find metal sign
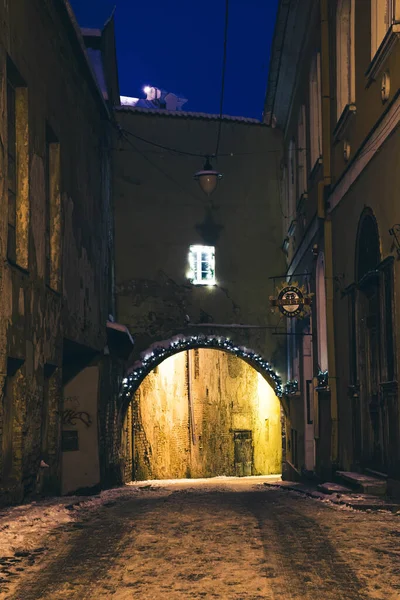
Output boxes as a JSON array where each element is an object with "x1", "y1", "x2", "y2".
[{"x1": 270, "y1": 282, "x2": 313, "y2": 319}]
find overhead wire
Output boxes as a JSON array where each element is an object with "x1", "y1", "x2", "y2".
[
  {"x1": 115, "y1": 129, "x2": 282, "y2": 157},
  {"x1": 214, "y1": 0, "x2": 230, "y2": 159},
  {"x1": 118, "y1": 129, "x2": 206, "y2": 204}
]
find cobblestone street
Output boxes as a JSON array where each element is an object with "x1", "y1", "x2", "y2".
[{"x1": 1, "y1": 477, "x2": 400, "y2": 599}]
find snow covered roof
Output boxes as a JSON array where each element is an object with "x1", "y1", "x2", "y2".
[{"x1": 116, "y1": 105, "x2": 264, "y2": 125}]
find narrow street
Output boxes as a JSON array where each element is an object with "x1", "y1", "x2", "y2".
[{"x1": 1, "y1": 477, "x2": 399, "y2": 600}]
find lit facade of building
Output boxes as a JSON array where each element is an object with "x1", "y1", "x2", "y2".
[{"x1": 267, "y1": 0, "x2": 400, "y2": 493}]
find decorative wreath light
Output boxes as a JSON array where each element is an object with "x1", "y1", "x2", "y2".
[{"x1": 120, "y1": 335, "x2": 283, "y2": 400}]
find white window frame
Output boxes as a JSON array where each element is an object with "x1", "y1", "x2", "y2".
[
  {"x1": 336, "y1": 0, "x2": 355, "y2": 120},
  {"x1": 188, "y1": 245, "x2": 216, "y2": 286},
  {"x1": 309, "y1": 53, "x2": 322, "y2": 172},
  {"x1": 371, "y1": 0, "x2": 393, "y2": 58}
]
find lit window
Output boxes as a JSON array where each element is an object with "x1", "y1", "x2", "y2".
[
  {"x1": 371, "y1": 0, "x2": 393, "y2": 58},
  {"x1": 188, "y1": 245, "x2": 215, "y2": 285},
  {"x1": 336, "y1": 0, "x2": 355, "y2": 119}
]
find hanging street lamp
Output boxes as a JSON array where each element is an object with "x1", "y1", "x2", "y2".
[{"x1": 194, "y1": 156, "x2": 223, "y2": 196}]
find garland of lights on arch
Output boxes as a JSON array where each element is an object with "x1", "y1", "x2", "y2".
[{"x1": 120, "y1": 335, "x2": 283, "y2": 399}]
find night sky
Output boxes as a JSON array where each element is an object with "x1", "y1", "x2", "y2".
[{"x1": 69, "y1": 0, "x2": 279, "y2": 120}]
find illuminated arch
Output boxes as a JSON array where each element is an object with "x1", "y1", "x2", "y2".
[{"x1": 120, "y1": 334, "x2": 283, "y2": 408}]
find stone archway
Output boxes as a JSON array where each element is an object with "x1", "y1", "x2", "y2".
[{"x1": 118, "y1": 334, "x2": 284, "y2": 483}]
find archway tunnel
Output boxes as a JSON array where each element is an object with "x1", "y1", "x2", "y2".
[{"x1": 121, "y1": 348, "x2": 283, "y2": 482}]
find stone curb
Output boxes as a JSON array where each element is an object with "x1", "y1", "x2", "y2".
[{"x1": 264, "y1": 482, "x2": 400, "y2": 513}]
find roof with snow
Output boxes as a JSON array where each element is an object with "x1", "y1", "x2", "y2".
[{"x1": 116, "y1": 105, "x2": 265, "y2": 125}]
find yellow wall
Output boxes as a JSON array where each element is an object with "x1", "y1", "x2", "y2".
[{"x1": 128, "y1": 349, "x2": 282, "y2": 480}]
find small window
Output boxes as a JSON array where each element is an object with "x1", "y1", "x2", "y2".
[
  {"x1": 309, "y1": 53, "x2": 322, "y2": 171},
  {"x1": 7, "y1": 78, "x2": 17, "y2": 263},
  {"x1": 336, "y1": 0, "x2": 355, "y2": 119},
  {"x1": 188, "y1": 245, "x2": 215, "y2": 285},
  {"x1": 45, "y1": 124, "x2": 61, "y2": 290},
  {"x1": 371, "y1": 0, "x2": 392, "y2": 58},
  {"x1": 62, "y1": 430, "x2": 79, "y2": 452},
  {"x1": 6, "y1": 58, "x2": 28, "y2": 269}
]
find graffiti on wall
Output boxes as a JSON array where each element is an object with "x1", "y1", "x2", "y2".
[{"x1": 62, "y1": 396, "x2": 92, "y2": 428}]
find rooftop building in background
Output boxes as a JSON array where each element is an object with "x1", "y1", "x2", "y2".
[{"x1": 121, "y1": 85, "x2": 188, "y2": 111}]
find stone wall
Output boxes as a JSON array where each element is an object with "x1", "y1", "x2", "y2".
[{"x1": 0, "y1": 0, "x2": 114, "y2": 504}]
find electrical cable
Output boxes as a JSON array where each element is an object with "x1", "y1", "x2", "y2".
[
  {"x1": 215, "y1": 0, "x2": 230, "y2": 159},
  {"x1": 118, "y1": 130, "x2": 205, "y2": 204},
  {"x1": 121, "y1": 128, "x2": 206, "y2": 158},
  {"x1": 115, "y1": 131, "x2": 282, "y2": 157}
]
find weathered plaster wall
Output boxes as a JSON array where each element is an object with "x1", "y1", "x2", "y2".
[
  {"x1": 113, "y1": 110, "x2": 286, "y2": 375},
  {"x1": 128, "y1": 349, "x2": 281, "y2": 480},
  {"x1": 62, "y1": 366, "x2": 100, "y2": 494}
]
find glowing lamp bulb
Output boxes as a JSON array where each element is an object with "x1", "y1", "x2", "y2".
[
  {"x1": 143, "y1": 85, "x2": 151, "y2": 95},
  {"x1": 194, "y1": 157, "x2": 223, "y2": 196}
]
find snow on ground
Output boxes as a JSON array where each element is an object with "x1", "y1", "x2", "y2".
[
  {"x1": 3, "y1": 476, "x2": 400, "y2": 600},
  {"x1": 0, "y1": 476, "x2": 280, "y2": 559}
]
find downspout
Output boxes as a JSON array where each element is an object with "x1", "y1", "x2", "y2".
[
  {"x1": 319, "y1": 0, "x2": 338, "y2": 467},
  {"x1": 187, "y1": 351, "x2": 196, "y2": 446}
]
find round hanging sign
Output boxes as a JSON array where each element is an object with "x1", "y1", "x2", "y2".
[
  {"x1": 270, "y1": 282, "x2": 313, "y2": 319},
  {"x1": 277, "y1": 286, "x2": 305, "y2": 316}
]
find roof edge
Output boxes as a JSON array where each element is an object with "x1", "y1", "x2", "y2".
[
  {"x1": 61, "y1": 0, "x2": 110, "y2": 119},
  {"x1": 115, "y1": 105, "x2": 266, "y2": 125},
  {"x1": 263, "y1": 0, "x2": 292, "y2": 126}
]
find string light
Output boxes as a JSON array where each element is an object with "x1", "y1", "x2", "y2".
[{"x1": 119, "y1": 335, "x2": 283, "y2": 401}]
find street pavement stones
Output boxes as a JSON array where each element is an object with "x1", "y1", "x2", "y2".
[{"x1": 0, "y1": 477, "x2": 399, "y2": 599}]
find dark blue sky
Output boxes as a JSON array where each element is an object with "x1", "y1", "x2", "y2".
[{"x1": 70, "y1": 0, "x2": 279, "y2": 119}]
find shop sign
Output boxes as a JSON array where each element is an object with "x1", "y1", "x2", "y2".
[{"x1": 270, "y1": 282, "x2": 313, "y2": 318}]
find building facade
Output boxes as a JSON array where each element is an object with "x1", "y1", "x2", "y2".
[
  {"x1": 267, "y1": 0, "x2": 400, "y2": 492},
  {"x1": 0, "y1": 0, "x2": 124, "y2": 504}
]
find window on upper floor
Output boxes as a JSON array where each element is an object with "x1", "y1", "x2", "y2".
[
  {"x1": 7, "y1": 77, "x2": 17, "y2": 264},
  {"x1": 7, "y1": 57, "x2": 29, "y2": 269},
  {"x1": 309, "y1": 53, "x2": 322, "y2": 172},
  {"x1": 297, "y1": 106, "x2": 307, "y2": 197},
  {"x1": 371, "y1": 0, "x2": 393, "y2": 57},
  {"x1": 287, "y1": 138, "x2": 297, "y2": 223},
  {"x1": 45, "y1": 124, "x2": 61, "y2": 291},
  {"x1": 336, "y1": 0, "x2": 355, "y2": 119},
  {"x1": 188, "y1": 245, "x2": 215, "y2": 286}
]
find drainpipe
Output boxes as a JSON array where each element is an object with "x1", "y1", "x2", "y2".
[
  {"x1": 320, "y1": 0, "x2": 338, "y2": 467},
  {"x1": 187, "y1": 351, "x2": 196, "y2": 445}
]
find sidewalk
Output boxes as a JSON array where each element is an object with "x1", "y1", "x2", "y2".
[{"x1": 264, "y1": 480, "x2": 400, "y2": 513}]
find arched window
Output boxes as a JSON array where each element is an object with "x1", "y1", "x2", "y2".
[
  {"x1": 316, "y1": 252, "x2": 328, "y2": 372},
  {"x1": 356, "y1": 212, "x2": 380, "y2": 282},
  {"x1": 336, "y1": 0, "x2": 355, "y2": 119},
  {"x1": 371, "y1": 0, "x2": 393, "y2": 58},
  {"x1": 309, "y1": 53, "x2": 322, "y2": 171}
]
